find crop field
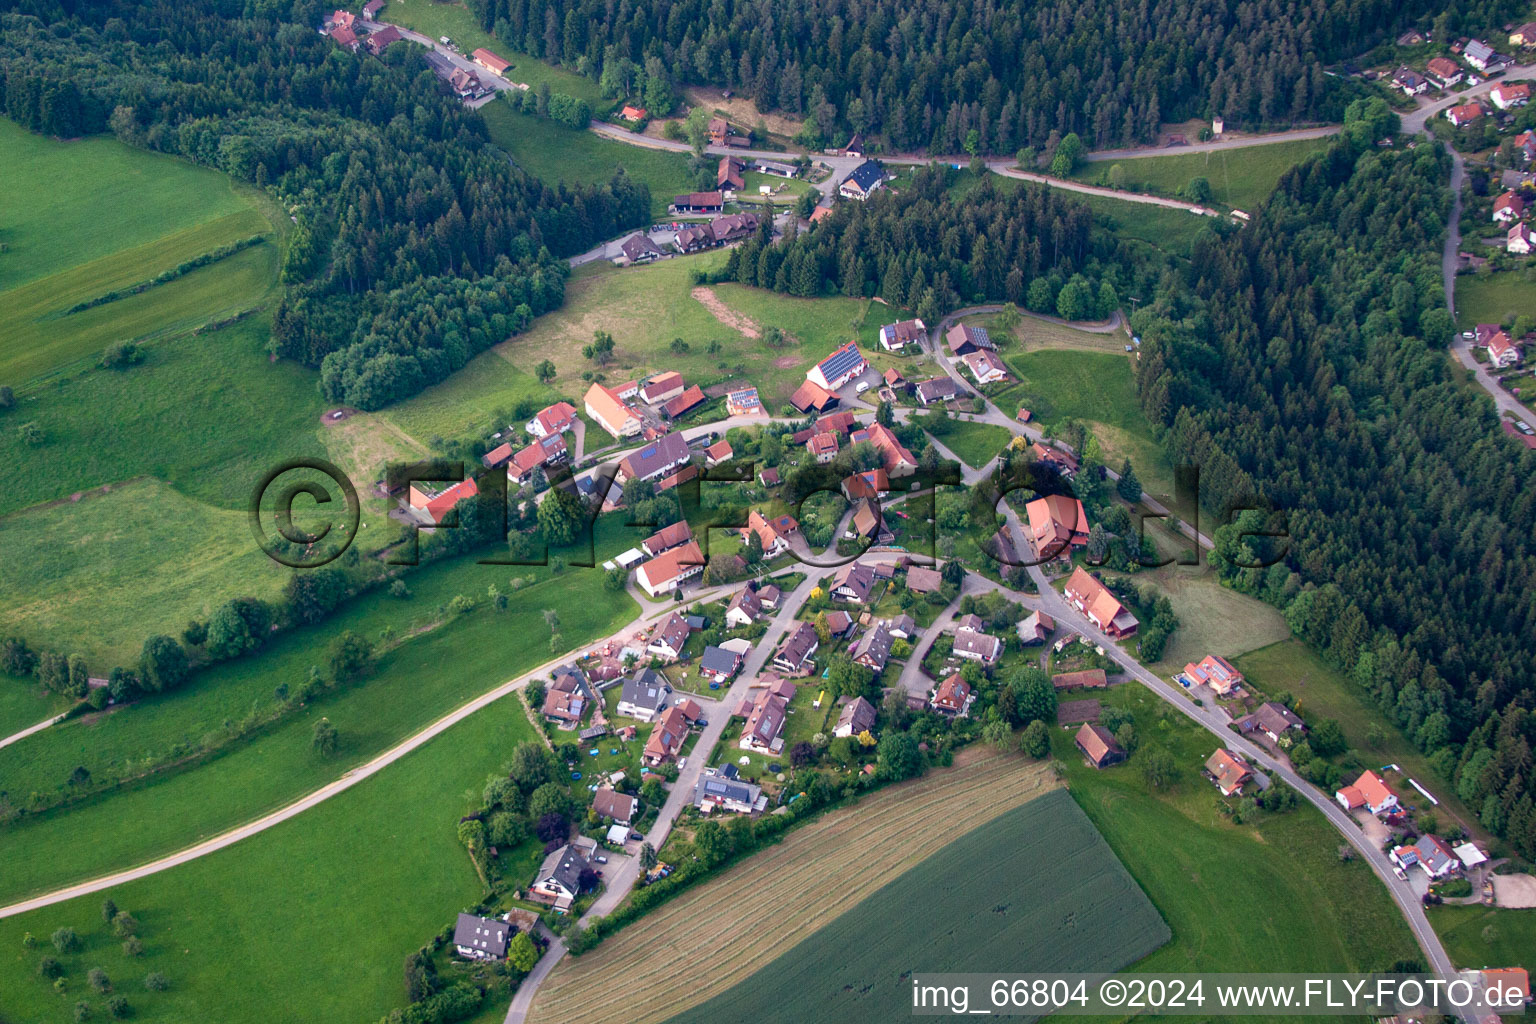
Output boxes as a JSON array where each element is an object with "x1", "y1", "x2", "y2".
[
  {"x1": 666, "y1": 789, "x2": 1167, "y2": 1024},
  {"x1": 482, "y1": 103, "x2": 692, "y2": 218},
  {"x1": 1235, "y1": 640, "x2": 1486, "y2": 839},
  {"x1": 1055, "y1": 684, "x2": 1421, "y2": 995},
  {"x1": 1453, "y1": 269, "x2": 1536, "y2": 329},
  {"x1": 1070, "y1": 137, "x2": 1334, "y2": 211},
  {"x1": 0, "y1": 687, "x2": 541, "y2": 1024},
  {"x1": 0, "y1": 121, "x2": 279, "y2": 384},
  {"x1": 0, "y1": 539, "x2": 640, "y2": 904},
  {"x1": 525, "y1": 750, "x2": 1061, "y2": 1024}
]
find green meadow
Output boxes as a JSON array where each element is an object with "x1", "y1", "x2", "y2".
[{"x1": 1070, "y1": 137, "x2": 1334, "y2": 211}]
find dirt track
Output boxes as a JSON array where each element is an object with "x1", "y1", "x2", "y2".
[{"x1": 691, "y1": 285, "x2": 761, "y2": 339}]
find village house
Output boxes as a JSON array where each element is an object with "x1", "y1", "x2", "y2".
[
  {"x1": 1336, "y1": 769, "x2": 1400, "y2": 815},
  {"x1": 1052, "y1": 668, "x2": 1108, "y2": 690},
  {"x1": 620, "y1": 103, "x2": 648, "y2": 121},
  {"x1": 885, "y1": 613, "x2": 918, "y2": 639},
  {"x1": 953, "y1": 621, "x2": 1002, "y2": 664},
  {"x1": 945, "y1": 324, "x2": 995, "y2": 356},
  {"x1": 444, "y1": 66, "x2": 488, "y2": 98},
  {"x1": 1026, "y1": 494, "x2": 1090, "y2": 555},
  {"x1": 851, "y1": 620, "x2": 895, "y2": 671},
  {"x1": 617, "y1": 432, "x2": 692, "y2": 484},
  {"x1": 1237, "y1": 701, "x2": 1306, "y2": 743},
  {"x1": 530, "y1": 836, "x2": 596, "y2": 912},
  {"x1": 866, "y1": 422, "x2": 918, "y2": 476},
  {"x1": 726, "y1": 387, "x2": 762, "y2": 416},
  {"x1": 1513, "y1": 22, "x2": 1536, "y2": 46},
  {"x1": 592, "y1": 787, "x2": 637, "y2": 825},
  {"x1": 822, "y1": 610, "x2": 854, "y2": 638},
  {"x1": 1427, "y1": 56, "x2": 1464, "y2": 87},
  {"x1": 739, "y1": 688, "x2": 788, "y2": 752},
  {"x1": 471, "y1": 47, "x2": 511, "y2": 75},
  {"x1": 1489, "y1": 328, "x2": 1523, "y2": 365},
  {"x1": 364, "y1": 24, "x2": 402, "y2": 54},
  {"x1": 1392, "y1": 834, "x2": 1461, "y2": 878},
  {"x1": 1494, "y1": 82, "x2": 1533, "y2": 110},
  {"x1": 1017, "y1": 609, "x2": 1055, "y2": 644},
  {"x1": 707, "y1": 116, "x2": 729, "y2": 145},
  {"x1": 807, "y1": 430, "x2": 840, "y2": 462},
  {"x1": 757, "y1": 583, "x2": 783, "y2": 609},
  {"x1": 618, "y1": 233, "x2": 664, "y2": 264},
  {"x1": 832, "y1": 563, "x2": 877, "y2": 603},
  {"x1": 1205, "y1": 748, "x2": 1253, "y2": 796},
  {"x1": 326, "y1": 9, "x2": 358, "y2": 48},
  {"x1": 815, "y1": 410, "x2": 859, "y2": 435},
  {"x1": 915, "y1": 376, "x2": 965, "y2": 406},
  {"x1": 1182, "y1": 653, "x2": 1244, "y2": 695},
  {"x1": 849, "y1": 498, "x2": 890, "y2": 543},
  {"x1": 453, "y1": 914, "x2": 509, "y2": 960},
  {"x1": 1517, "y1": 130, "x2": 1536, "y2": 164},
  {"x1": 883, "y1": 366, "x2": 909, "y2": 394},
  {"x1": 718, "y1": 155, "x2": 745, "y2": 191},
  {"x1": 807, "y1": 341, "x2": 869, "y2": 391},
  {"x1": 644, "y1": 705, "x2": 692, "y2": 764},
  {"x1": 541, "y1": 669, "x2": 591, "y2": 726},
  {"x1": 1075, "y1": 723, "x2": 1125, "y2": 768},
  {"x1": 879, "y1": 318, "x2": 927, "y2": 351},
  {"x1": 408, "y1": 476, "x2": 478, "y2": 526},
  {"x1": 834, "y1": 695, "x2": 877, "y2": 738},
  {"x1": 646, "y1": 611, "x2": 691, "y2": 660},
  {"x1": 725, "y1": 585, "x2": 763, "y2": 628},
  {"x1": 930, "y1": 672, "x2": 974, "y2": 715},
  {"x1": 643, "y1": 521, "x2": 693, "y2": 557},
  {"x1": 905, "y1": 566, "x2": 943, "y2": 594},
  {"x1": 700, "y1": 643, "x2": 746, "y2": 683},
  {"x1": 617, "y1": 668, "x2": 671, "y2": 721},
  {"x1": 1392, "y1": 68, "x2": 1429, "y2": 96},
  {"x1": 1064, "y1": 567, "x2": 1140, "y2": 638},
  {"x1": 636, "y1": 540, "x2": 705, "y2": 597},
  {"x1": 742, "y1": 509, "x2": 800, "y2": 557},
  {"x1": 1464, "y1": 40, "x2": 1509, "y2": 72},
  {"x1": 1031, "y1": 441, "x2": 1080, "y2": 477},
  {"x1": 839, "y1": 159, "x2": 885, "y2": 200},
  {"x1": 694, "y1": 769, "x2": 764, "y2": 814},
  {"x1": 757, "y1": 158, "x2": 796, "y2": 177},
  {"x1": 1479, "y1": 968, "x2": 1531, "y2": 1003},
  {"x1": 704, "y1": 439, "x2": 733, "y2": 466},
  {"x1": 789, "y1": 379, "x2": 839, "y2": 412},
  {"x1": 1448, "y1": 102, "x2": 1486, "y2": 127},
  {"x1": 772, "y1": 621, "x2": 820, "y2": 673},
  {"x1": 960, "y1": 348, "x2": 1009, "y2": 384},
  {"x1": 584, "y1": 383, "x2": 641, "y2": 439},
  {"x1": 526, "y1": 401, "x2": 577, "y2": 439},
  {"x1": 505, "y1": 433, "x2": 568, "y2": 485},
  {"x1": 639, "y1": 372, "x2": 686, "y2": 406},
  {"x1": 671, "y1": 191, "x2": 724, "y2": 214}
]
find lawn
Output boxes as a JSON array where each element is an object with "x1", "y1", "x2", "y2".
[
  {"x1": 993, "y1": 347, "x2": 1175, "y2": 503},
  {"x1": 0, "y1": 543, "x2": 639, "y2": 904},
  {"x1": 481, "y1": 101, "x2": 691, "y2": 217},
  {"x1": 1100, "y1": 564, "x2": 1290, "y2": 677},
  {"x1": 376, "y1": 0, "x2": 604, "y2": 107},
  {"x1": 0, "y1": 686, "x2": 540, "y2": 1024},
  {"x1": 666, "y1": 789, "x2": 1167, "y2": 1023},
  {"x1": 1453, "y1": 268, "x2": 1536, "y2": 329},
  {"x1": 922, "y1": 416, "x2": 1014, "y2": 469},
  {"x1": 1071, "y1": 138, "x2": 1334, "y2": 211},
  {"x1": 1235, "y1": 640, "x2": 1487, "y2": 840},
  {"x1": 1428, "y1": 904, "x2": 1536, "y2": 969},
  {"x1": 1054, "y1": 684, "x2": 1421, "y2": 990}
]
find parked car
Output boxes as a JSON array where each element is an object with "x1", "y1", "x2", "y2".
[
  {"x1": 855, "y1": 380, "x2": 871, "y2": 394},
  {"x1": 630, "y1": 832, "x2": 643, "y2": 841},
  {"x1": 594, "y1": 854, "x2": 608, "y2": 864}
]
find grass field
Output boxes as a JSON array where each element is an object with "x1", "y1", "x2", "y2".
[
  {"x1": 0, "y1": 121, "x2": 279, "y2": 385},
  {"x1": 1076, "y1": 192, "x2": 1215, "y2": 258},
  {"x1": 1453, "y1": 269, "x2": 1536, "y2": 329},
  {"x1": 0, "y1": 677, "x2": 69, "y2": 740},
  {"x1": 923, "y1": 416, "x2": 1015, "y2": 468},
  {"x1": 526, "y1": 750, "x2": 1060, "y2": 1024},
  {"x1": 375, "y1": 0, "x2": 604, "y2": 107},
  {"x1": 1055, "y1": 684, "x2": 1421, "y2": 989},
  {"x1": 1235, "y1": 640, "x2": 1487, "y2": 840},
  {"x1": 666, "y1": 789, "x2": 1167, "y2": 1023},
  {"x1": 1102, "y1": 564, "x2": 1291, "y2": 676},
  {"x1": 0, "y1": 686, "x2": 539, "y2": 1024},
  {"x1": 1428, "y1": 904, "x2": 1536, "y2": 969},
  {"x1": 481, "y1": 102, "x2": 693, "y2": 218},
  {"x1": 0, "y1": 542, "x2": 640, "y2": 904},
  {"x1": 1071, "y1": 138, "x2": 1334, "y2": 211},
  {"x1": 993, "y1": 347, "x2": 1174, "y2": 502}
]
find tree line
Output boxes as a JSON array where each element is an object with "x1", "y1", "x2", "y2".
[
  {"x1": 466, "y1": 0, "x2": 1519, "y2": 152},
  {"x1": 1134, "y1": 117, "x2": 1536, "y2": 858},
  {"x1": 0, "y1": 0, "x2": 650, "y2": 408}
]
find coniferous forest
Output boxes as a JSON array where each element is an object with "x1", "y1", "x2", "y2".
[
  {"x1": 469, "y1": 0, "x2": 1523, "y2": 151},
  {"x1": 0, "y1": 0, "x2": 651, "y2": 409},
  {"x1": 1134, "y1": 123, "x2": 1536, "y2": 858}
]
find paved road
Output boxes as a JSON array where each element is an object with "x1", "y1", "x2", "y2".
[{"x1": 1083, "y1": 126, "x2": 1342, "y2": 162}]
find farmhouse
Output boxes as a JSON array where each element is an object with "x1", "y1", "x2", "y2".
[
  {"x1": 1063, "y1": 568, "x2": 1139, "y2": 638},
  {"x1": 1493, "y1": 82, "x2": 1532, "y2": 109},
  {"x1": 694, "y1": 770, "x2": 764, "y2": 814},
  {"x1": 408, "y1": 476, "x2": 478, "y2": 526},
  {"x1": 725, "y1": 585, "x2": 763, "y2": 627},
  {"x1": 584, "y1": 383, "x2": 641, "y2": 439},
  {"x1": 644, "y1": 705, "x2": 692, "y2": 764},
  {"x1": 704, "y1": 439, "x2": 733, "y2": 465},
  {"x1": 849, "y1": 498, "x2": 889, "y2": 542},
  {"x1": 505, "y1": 433, "x2": 568, "y2": 485},
  {"x1": 839, "y1": 159, "x2": 885, "y2": 200},
  {"x1": 1336, "y1": 769, "x2": 1399, "y2": 815},
  {"x1": 773, "y1": 621, "x2": 820, "y2": 673},
  {"x1": 834, "y1": 695, "x2": 877, "y2": 738},
  {"x1": 960, "y1": 348, "x2": 1009, "y2": 384},
  {"x1": 471, "y1": 48, "x2": 511, "y2": 75},
  {"x1": 726, "y1": 387, "x2": 762, "y2": 416},
  {"x1": 1392, "y1": 835, "x2": 1461, "y2": 878},
  {"x1": 930, "y1": 672, "x2": 973, "y2": 715},
  {"x1": 672, "y1": 191, "x2": 724, "y2": 214},
  {"x1": 807, "y1": 430, "x2": 840, "y2": 462},
  {"x1": 1427, "y1": 56, "x2": 1464, "y2": 87},
  {"x1": 364, "y1": 24, "x2": 402, "y2": 54},
  {"x1": 789, "y1": 379, "x2": 839, "y2": 412},
  {"x1": 815, "y1": 410, "x2": 858, "y2": 435},
  {"x1": 617, "y1": 668, "x2": 671, "y2": 721},
  {"x1": 1237, "y1": 701, "x2": 1306, "y2": 742},
  {"x1": 620, "y1": 103, "x2": 648, "y2": 121},
  {"x1": 946, "y1": 324, "x2": 994, "y2": 356},
  {"x1": 444, "y1": 66, "x2": 488, "y2": 98},
  {"x1": 618, "y1": 233, "x2": 664, "y2": 264},
  {"x1": 1205, "y1": 749, "x2": 1253, "y2": 796},
  {"x1": 740, "y1": 689, "x2": 788, "y2": 752},
  {"x1": 742, "y1": 509, "x2": 800, "y2": 556},
  {"x1": 526, "y1": 401, "x2": 577, "y2": 439},
  {"x1": 1181, "y1": 653, "x2": 1243, "y2": 695},
  {"x1": 655, "y1": 463, "x2": 698, "y2": 492},
  {"x1": 841, "y1": 469, "x2": 888, "y2": 501},
  {"x1": 636, "y1": 540, "x2": 705, "y2": 597},
  {"x1": 707, "y1": 116, "x2": 729, "y2": 144},
  {"x1": 866, "y1": 422, "x2": 918, "y2": 475},
  {"x1": 1051, "y1": 669, "x2": 1107, "y2": 690},
  {"x1": 662, "y1": 386, "x2": 706, "y2": 421},
  {"x1": 1489, "y1": 329, "x2": 1522, "y2": 366},
  {"x1": 915, "y1": 376, "x2": 965, "y2": 405},
  {"x1": 327, "y1": 10, "x2": 359, "y2": 48},
  {"x1": 807, "y1": 341, "x2": 869, "y2": 391},
  {"x1": 530, "y1": 837, "x2": 595, "y2": 911},
  {"x1": 617, "y1": 432, "x2": 692, "y2": 483},
  {"x1": 592, "y1": 787, "x2": 637, "y2": 825},
  {"x1": 1499, "y1": 192, "x2": 1532, "y2": 224},
  {"x1": 1026, "y1": 494, "x2": 1089, "y2": 555},
  {"x1": 879, "y1": 318, "x2": 927, "y2": 351},
  {"x1": 718, "y1": 155, "x2": 745, "y2": 191},
  {"x1": 1075, "y1": 723, "x2": 1125, "y2": 768},
  {"x1": 643, "y1": 521, "x2": 693, "y2": 557},
  {"x1": 646, "y1": 611, "x2": 691, "y2": 660},
  {"x1": 1464, "y1": 40, "x2": 1509, "y2": 72},
  {"x1": 639, "y1": 372, "x2": 686, "y2": 405},
  {"x1": 851, "y1": 621, "x2": 895, "y2": 671},
  {"x1": 453, "y1": 914, "x2": 509, "y2": 961},
  {"x1": 1017, "y1": 610, "x2": 1055, "y2": 644}
]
